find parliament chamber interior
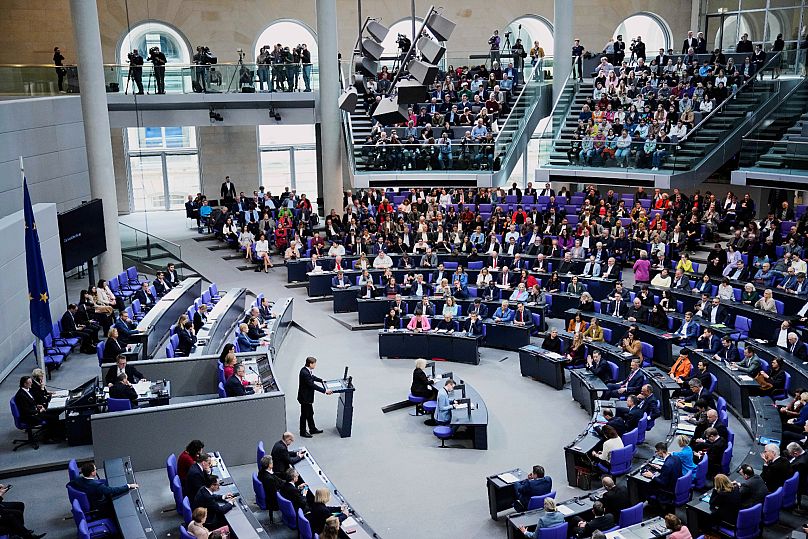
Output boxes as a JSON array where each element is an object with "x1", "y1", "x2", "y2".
[{"x1": 3, "y1": 1, "x2": 808, "y2": 539}]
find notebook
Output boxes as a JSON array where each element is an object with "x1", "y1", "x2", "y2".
[{"x1": 498, "y1": 472, "x2": 519, "y2": 484}]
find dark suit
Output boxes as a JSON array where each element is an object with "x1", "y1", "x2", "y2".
[
  {"x1": 224, "y1": 374, "x2": 252, "y2": 397},
  {"x1": 693, "y1": 420, "x2": 728, "y2": 445},
  {"x1": 184, "y1": 463, "x2": 209, "y2": 501},
  {"x1": 193, "y1": 311, "x2": 207, "y2": 333},
  {"x1": 638, "y1": 393, "x2": 661, "y2": 420},
  {"x1": 693, "y1": 436, "x2": 728, "y2": 478},
  {"x1": 739, "y1": 475, "x2": 768, "y2": 508},
  {"x1": 651, "y1": 455, "x2": 683, "y2": 504},
  {"x1": 467, "y1": 303, "x2": 489, "y2": 318},
  {"x1": 605, "y1": 416, "x2": 627, "y2": 435},
  {"x1": 279, "y1": 481, "x2": 310, "y2": 512},
  {"x1": 626, "y1": 305, "x2": 648, "y2": 323},
  {"x1": 60, "y1": 311, "x2": 96, "y2": 351},
  {"x1": 513, "y1": 476, "x2": 553, "y2": 511},
  {"x1": 308, "y1": 502, "x2": 345, "y2": 534},
  {"x1": 109, "y1": 382, "x2": 138, "y2": 408},
  {"x1": 113, "y1": 317, "x2": 141, "y2": 345},
  {"x1": 103, "y1": 338, "x2": 124, "y2": 362},
  {"x1": 104, "y1": 364, "x2": 143, "y2": 386},
  {"x1": 133, "y1": 289, "x2": 156, "y2": 309},
  {"x1": 623, "y1": 405, "x2": 645, "y2": 431},
  {"x1": 298, "y1": 366, "x2": 326, "y2": 434},
  {"x1": 176, "y1": 328, "x2": 197, "y2": 356},
  {"x1": 69, "y1": 475, "x2": 130, "y2": 516},
  {"x1": 13, "y1": 388, "x2": 41, "y2": 425},
  {"x1": 411, "y1": 368, "x2": 434, "y2": 399},
  {"x1": 193, "y1": 487, "x2": 232, "y2": 528},
  {"x1": 697, "y1": 334, "x2": 721, "y2": 355},
  {"x1": 153, "y1": 279, "x2": 170, "y2": 297},
  {"x1": 258, "y1": 469, "x2": 283, "y2": 511},
  {"x1": 578, "y1": 514, "x2": 615, "y2": 537},
  {"x1": 271, "y1": 440, "x2": 302, "y2": 475},
  {"x1": 761, "y1": 457, "x2": 793, "y2": 492},
  {"x1": 465, "y1": 318, "x2": 484, "y2": 336},
  {"x1": 701, "y1": 304, "x2": 729, "y2": 325},
  {"x1": 608, "y1": 300, "x2": 628, "y2": 319},
  {"x1": 601, "y1": 485, "x2": 630, "y2": 518},
  {"x1": 588, "y1": 361, "x2": 612, "y2": 383}
]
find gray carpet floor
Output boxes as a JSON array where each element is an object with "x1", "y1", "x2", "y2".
[{"x1": 0, "y1": 211, "x2": 791, "y2": 539}]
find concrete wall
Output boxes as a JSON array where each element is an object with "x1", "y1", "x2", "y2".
[
  {"x1": 0, "y1": 204, "x2": 67, "y2": 381},
  {"x1": 198, "y1": 125, "x2": 260, "y2": 198},
  {"x1": 110, "y1": 129, "x2": 131, "y2": 214},
  {"x1": 2, "y1": 0, "x2": 696, "y2": 65},
  {"x1": 0, "y1": 96, "x2": 91, "y2": 216}
]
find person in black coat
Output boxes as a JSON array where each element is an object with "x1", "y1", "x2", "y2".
[
  {"x1": 308, "y1": 488, "x2": 347, "y2": 534},
  {"x1": 271, "y1": 432, "x2": 304, "y2": 475},
  {"x1": 193, "y1": 304, "x2": 208, "y2": 333},
  {"x1": 70, "y1": 462, "x2": 137, "y2": 517},
  {"x1": 297, "y1": 357, "x2": 332, "y2": 437},
  {"x1": 176, "y1": 320, "x2": 197, "y2": 356},
  {"x1": 573, "y1": 501, "x2": 614, "y2": 538},
  {"x1": 709, "y1": 474, "x2": 742, "y2": 526},
  {"x1": 104, "y1": 355, "x2": 143, "y2": 386},
  {"x1": 257, "y1": 455, "x2": 283, "y2": 512},
  {"x1": 184, "y1": 454, "x2": 212, "y2": 501},
  {"x1": 60, "y1": 304, "x2": 97, "y2": 353},
  {"x1": 133, "y1": 282, "x2": 156, "y2": 311},
  {"x1": 600, "y1": 476, "x2": 630, "y2": 518},
  {"x1": 279, "y1": 469, "x2": 312, "y2": 512},
  {"x1": 193, "y1": 475, "x2": 234, "y2": 529},
  {"x1": 224, "y1": 364, "x2": 253, "y2": 397},
  {"x1": 541, "y1": 329, "x2": 563, "y2": 353},
  {"x1": 761, "y1": 444, "x2": 793, "y2": 492},
  {"x1": 601, "y1": 408, "x2": 626, "y2": 435},
  {"x1": 411, "y1": 359, "x2": 437, "y2": 400},
  {"x1": 102, "y1": 328, "x2": 126, "y2": 362},
  {"x1": 586, "y1": 351, "x2": 613, "y2": 383},
  {"x1": 109, "y1": 374, "x2": 139, "y2": 408},
  {"x1": 14, "y1": 377, "x2": 46, "y2": 427},
  {"x1": 693, "y1": 428, "x2": 728, "y2": 479},
  {"x1": 736, "y1": 464, "x2": 769, "y2": 508}
]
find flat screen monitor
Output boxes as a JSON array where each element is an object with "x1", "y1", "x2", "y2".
[{"x1": 57, "y1": 199, "x2": 107, "y2": 271}]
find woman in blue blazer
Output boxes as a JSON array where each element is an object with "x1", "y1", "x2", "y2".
[{"x1": 236, "y1": 322, "x2": 261, "y2": 352}]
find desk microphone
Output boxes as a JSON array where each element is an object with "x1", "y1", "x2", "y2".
[{"x1": 248, "y1": 365, "x2": 259, "y2": 377}]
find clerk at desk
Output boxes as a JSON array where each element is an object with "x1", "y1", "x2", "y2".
[
  {"x1": 271, "y1": 432, "x2": 305, "y2": 474},
  {"x1": 109, "y1": 373, "x2": 139, "y2": 408},
  {"x1": 411, "y1": 359, "x2": 437, "y2": 401},
  {"x1": 104, "y1": 355, "x2": 143, "y2": 386},
  {"x1": 224, "y1": 364, "x2": 255, "y2": 397},
  {"x1": 69, "y1": 462, "x2": 138, "y2": 517},
  {"x1": 436, "y1": 378, "x2": 458, "y2": 426},
  {"x1": 113, "y1": 311, "x2": 143, "y2": 345}
]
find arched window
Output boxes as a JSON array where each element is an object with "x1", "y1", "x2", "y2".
[
  {"x1": 614, "y1": 13, "x2": 671, "y2": 55},
  {"x1": 503, "y1": 16, "x2": 554, "y2": 56},
  {"x1": 117, "y1": 21, "x2": 192, "y2": 93},
  {"x1": 254, "y1": 20, "x2": 319, "y2": 63},
  {"x1": 714, "y1": 14, "x2": 753, "y2": 51}
]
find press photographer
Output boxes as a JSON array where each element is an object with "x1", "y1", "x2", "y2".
[
  {"x1": 629, "y1": 35, "x2": 646, "y2": 61},
  {"x1": 148, "y1": 46, "x2": 167, "y2": 94},
  {"x1": 488, "y1": 29, "x2": 500, "y2": 65},
  {"x1": 396, "y1": 34, "x2": 411, "y2": 59},
  {"x1": 192, "y1": 46, "x2": 217, "y2": 92},
  {"x1": 127, "y1": 49, "x2": 144, "y2": 95}
]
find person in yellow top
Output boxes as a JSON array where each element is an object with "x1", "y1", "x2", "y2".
[
  {"x1": 669, "y1": 349, "x2": 692, "y2": 382},
  {"x1": 676, "y1": 253, "x2": 693, "y2": 273},
  {"x1": 582, "y1": 317, "x2": 604, "y2": 342}
]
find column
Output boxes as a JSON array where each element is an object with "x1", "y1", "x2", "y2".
[
  {"x1": 553, "y1": 0, "x2": 574, "y2": 100},
  {"x1": 316, "y1": 0, "x2": 345, "y2": 216},
  {"x1": 70, "y1": 0, "x2": 122, "y2": 278}
]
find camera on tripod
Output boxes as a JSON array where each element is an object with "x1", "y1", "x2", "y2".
[
  {"x1": 396, "y1": 33, "x2": 411, "y2": 51},
  {"x1": 236, "y1": 48, "x2": 245, "y2": 62},
  {"x1": 199, "y1": 46, "x2": 218, "y2": 65},
  {"x1": 126, "y1": 51, "x2": 140, "y2": 63}
]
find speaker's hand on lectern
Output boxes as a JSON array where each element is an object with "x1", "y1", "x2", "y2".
[{"x1": 326, "y1": 389, "x2": 334, "y2": 395}]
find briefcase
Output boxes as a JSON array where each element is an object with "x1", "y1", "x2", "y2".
[{"x1": 575, "y1": 466, "x2": 595, "y2": 490}]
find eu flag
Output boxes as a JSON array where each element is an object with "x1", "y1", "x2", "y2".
[{"x1": 24, "y1": 178, "x2": 53, "y2": 340}]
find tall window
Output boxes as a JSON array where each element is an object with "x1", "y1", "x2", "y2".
[
  {"x1": 254, "y1": 20, "x2": 319, "y2": 90},
  {"x1": 503, "y1": 16, "x2": 554, "y2": 56},
  {"x1": 258, "y1": 125, "x2": 318, "y2": 205},
  {"x1": 126, "y1": 127, "x2": 200, "y2": 211},
  {"x1": 118, "y1": 22, "x2": 191, "y2": 93},
  {"x1": 614, "y1": 13, "x2": 672, "y2": 55}
]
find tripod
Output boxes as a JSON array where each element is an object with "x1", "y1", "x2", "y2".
[
  {"x1": 226, "y1": 54, "x2": 246, "y2": 93},
  {"x1": 500, "y1": 33, "x2": 512, "y2": 67},
  {"x1": 146, "y1": 67, "x2": 154, "y2": 94}
]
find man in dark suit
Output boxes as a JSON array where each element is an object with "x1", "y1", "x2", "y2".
[
  {"x1": 297, "y1": 357, "x2": 332, "y2": 438},
  {"x1": 220, "y1": 176, "x2": 237, "y2": 206},
  {"x1": 224, "y1": 364, "x2": 254, "y2": 397},
  {"x1": 713, "y1": 337, "x2": 740, "y2": 364},
  {"x1": 279, "y1": 469, "x2": 312, "y2": 512},
  {"x1": 153, "y1": 272, "x2": 171, "y2": 296},
  {"x1": 586, "y1": 350, "x2": 612, "y2": 383},
  {"x1": 14, "y1": 376, "x2": 47, "y2": 430},
  {"x1": 467, "y1": 298, "x2": 489, "y2": 319},
  {"x1": 700, "y1": 297, "x2": 729, "y2": 325},
  {"x1": 183, "y1": 454, "x2": 212, "y2": 500},
  {"x1": 113, "y1": 311, "x2": 142, "y2": 345},
  {"x1": 104, "y1": 355, "x2": 143, "y2": 386},
  {"x1": 682, "y1": 31, "x2": 698, "y2": 54},
  {"x1": 637, "y1": 384, "x2": 661, "y2": 421},
  {"x1": 787, "y1": 443, "x2": 808, "y2": 509},
  {"x1": 165, "y1": 263, "x2": 180, "y2": 287},
  {"x1": 621, "y1": 395, "x2": 645, "y2": 431},
  {"x1": 70, "y1": 462, "x2": 137, "y2": 516},
  {"x1": 193, "y1": 475, "x2": 234, "y2": 529},
  {"x1": 61, "y1": 304, "x2": 97, "y2": 353},
  {"x1": 692, "y1": 427, "x2": 728, "y2": 478},
  {"x1": 465, "y1": 312, "x2": 484, "y2": 337},
  {"x1": 693, "y1": 409, "x2": 728, "y2": 443},
  {"x1": 0, "y1": 483, "x2": 45, "y2": 539},
  {"x1": 133, "y1": 282, "x2": 156, "y2": 311},
  {"x1": 109, "y1": 373, "x2": 139, "y2": 408},
  {"x1": 642, "y1": 443, "x2": 682, "y2": 506},
  {"x1": 257, "y1": 455, "x2": 283, "y2": 512},
  {"x1": 512, "y1": 465, "x2": 553, "y2": 511},
  {"x1": 176, "y1": 320, "x2": 197, "y2": 357},
  {"x1": 600, "y1": 476, "x2": 629, "y2": 518},
  {"x1": 331, "y1": 271, "x2": 350, "y2": 288},
  {"x1": 607, "y1": 293, "x2": 628, "y2": 319},
  {"x1": 695, "y1": 327, "x2": 721, "y2": 355},
  {"x1": 601, "y1": 408, "x2": 626, "y2": 435},
  {"x1": 626, "y1": 298, "x2": 648, "y2": 324},
  {"x1": 574, "y1": 501, "x2": 615, "y2": 537},
  {"x1": 679, "y1": 378, "x2": 715, "y2": 411},
  {"x1": 271, "y1": 432, "x2": 304, "y2": 475},
  {"x1": 736, "y1": 464, "x2": 769, "y2": 508},
  {"x1": 604, "y1": 359, "x2": 645, "y2": 398},
  {"x1": 761, "y1": 443, "x2": 793, "y2": 492}
]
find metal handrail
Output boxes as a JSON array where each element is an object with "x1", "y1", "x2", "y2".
[
  {"x1": 548, "y1": 73, "x2": 579, "y2": 146},
  {"x1": 494, "y1": 78, "x2": 535, "y2": 144},
  {"x1": 742, "y1": 76, "x2": 808, "y2": 137},
  {"x1": 679, "y1": 52, "x2": 782, "y2": 144},
  {"x1": 120, "y1": 222, "x2": 181, "y2": 250},
  {"x1": 0, "y1": 62, "x2": 317, "y2": 68},
  {"x1": 338, "y1": 60, "x2": 358, "y2": 172}
]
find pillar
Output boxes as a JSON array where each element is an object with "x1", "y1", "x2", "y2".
[
  {"x1": 316, "y1": 0, "x2": 346, "y2": 215},
  {"x1": 69, "y1": 0, "x2": 122, "y2": 278},
  {"x1": 553, "y1": 0, "x2": 574, "y2": 100}
]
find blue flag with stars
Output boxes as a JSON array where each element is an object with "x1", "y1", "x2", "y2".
[{"x1": 24, "y1": 178, "x2": 53, "y2": 340}]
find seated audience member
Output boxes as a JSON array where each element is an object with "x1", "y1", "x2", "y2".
[
  {"x1": 664, "y1": 514, "x2": 691, "y2": 539},
  {"x1": 407, "y1": 312, "x2": 431, "y2": 332},
  {"x1": 61, "y1": 303, "x2": 98, "y2": 353},
  {"x1": 177, "y1": 319, "x2": 198, "y2": 356},
  {"x1": 193, "y1": 304, "x2": 209, "y2": 332},
  {"x1": 604, "y1": 359, "x2": 645, "y2": 398},
  {"x1": 14, "y1": 375, "x2": 62, "y2": 442},
  {"x1": 271, "y1": 432, "x2": 304, "y2": 475},
  {"x1": 69, "y1": 462, "x2": 138, "y2": 517},
  {"x1": 411, "y1": 358, "x2": 437, "y2": 401},
  {"x1": 692, "y1": 427, "x2": 728, "y2": 478},
  {"x1": 102, "y1": 328, "x2": 127, "y2": 362},
  {"x1": 600, "y1": 476, "x2": 629, "y2": 518},
  {"x1": 573, "y1": 501, "x2": 615, "y2": 538},
  {"x1": 0, "y1": 483, "x2": 45, "y2": 539},
  {"x1": 641, "y1": 443, "x2": 682, "y2": 507},
  {"x1": 513, "y1": 465, "x2": 553, "y2": 511},
  {"x1": 308, "y1": 488, "x2": 348, "y2": 534},
  {"x1": 193, "y1": 475, "x2": 235, "y2": 529},
  {"x1": 236, "y1": 323, "x2": 265, "y2": 352},
  {"x1": 113, "y1": 310, "x2": 143, "y2": 345},
  {"x1": 541, "y1": 328, "x2": 563, "y2": 353},
  {"x1": 592, "y1": 425, "x2": 624, "y2": 464},
  {"x1": 519, "y1": 497, "x2": 565, "y2": 538},
  {"x1": 735, "y1": 464, "x2": 768, "y2": 508},
  {"x1": 760, "y1": 443, "x2": 792, "y2": 492},
  {"x1": 109, "y1": 373, "x2": 139, "y2": 408}
]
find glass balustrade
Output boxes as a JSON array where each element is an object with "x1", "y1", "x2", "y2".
[
  {"x1": 0, "y1": 62, "x2": 319, "y2": 96},
  {"x1": 740, "y1": 139, "x2": 808, "y2": 175},
  {"x1": 120, "y1": 222, "x2": 186, "y2": 276}
]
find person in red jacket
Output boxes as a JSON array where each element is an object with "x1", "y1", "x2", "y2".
[{"x1": 177, "y1": 439, "x2": 205, "y2": 482}]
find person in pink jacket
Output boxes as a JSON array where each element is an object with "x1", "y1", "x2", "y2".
[
  {"x1": 407, "y1": 313, "x2": 431, "y2": 332},
  {"x1": 633, "y1": 249, "x2": 651, "y2": 284},
  {"x1": 664, "y1": 514, "x2": 691, "y2": 539}
]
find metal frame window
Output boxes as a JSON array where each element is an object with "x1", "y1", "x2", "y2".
[{"x1": 257, "y1": 125, "x2": 318, "y2": 200}]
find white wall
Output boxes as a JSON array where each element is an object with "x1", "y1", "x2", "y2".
[
  {"x1": 0, "y1": 96, "x2": 91, "y2": 216},
  {"x1": 0, "y1": 204, "x2": 67, "y2": 381}
]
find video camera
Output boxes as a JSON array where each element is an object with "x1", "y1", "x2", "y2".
[
  {"x1": 396, "y1": 34, "x2": 411, "y2": 52},
  {"x1": 198, "y1": 46, "x2": 218, "y2": 65},
  {"x1": 126, "y1": 50, "x2": 140, "y2": 63}
]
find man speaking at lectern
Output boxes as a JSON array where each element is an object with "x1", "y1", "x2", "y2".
[{"x1": 298, "y1": 357, "x2": 333, "y2": 438}]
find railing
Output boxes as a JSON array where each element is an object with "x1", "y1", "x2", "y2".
[
  {"x1": 338, "y1": 60, "x2": 358, "y2": 174},
  {"x1": 494, "y1": 75, "x2": 550, "y2": 178},
  {"x1": 740, "y1": 139, "x2": 808, "y2": 175},
  {"x1": 0, "y1": 62, "x2": 319, "y2": 96},
  {"x1": 535, "y1": 71, "x2": 578, "y2": 167},
  {"x1": 119, "y1": 222, "x2": 185, "y2": 276},
  {"x1": 354, "y1": 142, "x2": 496, "y2": 172}
]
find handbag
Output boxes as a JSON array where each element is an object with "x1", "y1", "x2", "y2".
[{"x1": 754, "y1": 372, "x2": 773, "y2": 391}]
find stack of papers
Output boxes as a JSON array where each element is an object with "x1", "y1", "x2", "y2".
[
  {"x1": 134, "y1": 380, "x2": 152, "y2": 395},
  {"x1": 341, "y1": 517, "x2": 358, "y2": 533},
  {"x1": 545, "y1": 351, "x2": 563, "y2": 360},
  {"x1": 498, "y1": 472, "x2": 519, "y2": 484},
  {"x1": 738, "y1": 375, "x2": 754, "y2": 382},
  {"x1": 557, "y1": 505, "x2": 575, "y2": 516}
]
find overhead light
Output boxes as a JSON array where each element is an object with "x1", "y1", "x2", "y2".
[
  {"x1": 396, "y1": 79, "x2": 429, "y2": 103},
  {"x1": 354, "y1": 56, "x2": 378, "y2": 77},
  {"x1": 372, "y1": 97, "x2": 408, "y2": 126},
  {"x1": 361, "y1": 38, "x2": 385, "y2": 61},
  {"x1": 408, "y1": 59, "x2": 439, "y2": 86},
  {"x1": 338, "y1": 88, "x2": 358, "y2": 113}
]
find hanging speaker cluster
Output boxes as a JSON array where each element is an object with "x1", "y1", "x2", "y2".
[{"x1": 340, "y1": 19, "x2": 390, "y2": 113}]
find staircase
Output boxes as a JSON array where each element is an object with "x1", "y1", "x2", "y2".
[{"x1": 120, "y1": 223, "x2": 201, "y2": 279}]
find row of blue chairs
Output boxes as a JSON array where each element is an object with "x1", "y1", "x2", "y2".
[
  {"x1": 165, "y1": 283, "x2": 223, "y2": 358},
  {"x1": 66, "y1": 460, "x2": 118, "y2": 539}
]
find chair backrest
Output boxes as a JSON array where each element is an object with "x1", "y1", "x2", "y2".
[
  {"x1": 166, "y1": 344, "x2": 176, "y2": 358},
  {"x1": 210, "y1": 283, "x2": 220, "y2": 297},
  {"x1": 96, "y1": 341, "x2": 105, "y2": 367},
  {"x1": 762, "y1": 486, "x2": 783, "y2": 526},
  {"x1": 714, "y1": 393, "x2": 725, "y2": 412},
  {"x1": 734, "y1": 503, "x2": 762, "y2": 538},
  {"x1": 171, "y1": 475, "x2": 183, "y2": 512},
  {"x1": 9, "y1": 397, "x2": 24, "y2": 430},
  {"x1": 604, "y1": 361, "x2": 619, "y2": 383},
  {"x1": 132, "y1": 298, "x2": 142, "y2": 314},
  {"x1": 276, "y1": 492, "x2": 298, "y2": 530},
  {"x1": 127, "y1": 267, "x2": 139, "y2": 283},
  {"x1": 218, "y1": 382, "x2": 226, "y2": 398},
  {"x1": 298, "y1": 508, "x2": 314, "y2": 539},
  {"x1": 527, "y1": 490, "x2": 556, "y2": 511},
  {"x1": 539, "y1": 521, "x2": 568, "y2": 539},
  {"x1": 252, "y1": 472, "x2": 267, "y2": 510},
  {"x1": 640, "y1": 343, "x2": 653, "y2": 362},
  {"x1": 78, "y1": 518, "x2": 91, "y2": 539},
  {"x1": 693, "y1": 456, "x2": 709, "y2": 489},
  {"x1": 602, "y1": 327, "x2": 611, "y2": 341},
  {"x1": 675, "y1": 471, "x2": 693, "y2": 506},
  {"x1": 179, "y1": 525, "x2": 196, "y2": 539},
  {"x1": 721, "y1": 442, "x2": 733, "y2": 474},
  {"x1": 69, "y1": 459, "x2": 81, "y2": 481},
  {"x1": 181, "y1": 496, "x2": 192, "y2": 525},
  {"x1": 257, "y1": 440, "x2": 266, "y2": 469},
  {"x1": 67, "y1": 483, "x2": 91, "y2": 514},
  {"x1": 468, "y1": 261, "x2": 484, "y2": 270},
  {"x1": 618, "y1": 502, "x2": 644, "y2": 528},
  {"x1": 107, "y1": 397, "x2": 132, "y2": 412},
  {"x1": 170, "y1": 334, "x2": 180, "y2": 349},
  {"x1": 70, "y1": 498, "x2": 86, "y2": 528},
  {"x1": 217, "y1": 363, "x2": 225, "y2": 385},
  {"x1": 166, "y1": 453, "x2": 177, "y2": 484},
  {"x1": 621, "y1": 428, "x2": 638, "y2": 448},
  {"x1": 609, "y1": 445, "x2": 634, "y2": 475},
  {"x1": 782, "y1": 471, "x2": 800, "y2": 509},
  {"x1": 636, "y1": 415, "x2": 648, "y2": 444}
]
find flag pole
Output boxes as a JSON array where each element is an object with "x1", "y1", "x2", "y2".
[{"x1": 21, "y1": 155, "x2": 47, "y2": 376}]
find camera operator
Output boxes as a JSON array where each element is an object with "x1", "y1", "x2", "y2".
[
  {"x1": 630, "y1": 35, "x2": 646, "y2": 62},
  {"x1": 148, "y1": 46, "x2": 167, "y2": 94},
  {"x1": 257, "y1": 46, "x2": 271, "y2": 92},
  {"x1": 488, "y1": 30, "x2": 501, "y2": 66},
  {"x1": 53, "y1": 46, "x2": 66, "y2": 92},
  {"x1": 127, "y1": 49, "x2": 145, "y2": 95},
  {"x1": 193, "y1": 46, "x2": 207, "y2": 92},
  {"x1": 396, "y1": 34, "x2": 411, "y2": 60},
  {"x1": 300, "y1": 43, "x2": 312, "y2": 92}
]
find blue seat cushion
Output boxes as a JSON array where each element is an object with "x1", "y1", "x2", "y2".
[
  {"x1": 423, "y1": 401, "x2": 437, "y2": 413},
  {"x1": 433, "y1": 426, "x2": 453, "y2": 439},
  {"x1": 408, "y1": 393, "x2": 427, "y2": 404}
]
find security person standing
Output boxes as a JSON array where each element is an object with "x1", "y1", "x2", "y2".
[
  {"x1": 128, "y1": 49, "x2": 145, "y2": 94},
  {"x1": 149, "y1": 46, "x2": 167, "y2": 94},
  {"x1": 298, "y1": 357, "x2": 332, "y2": 438}
]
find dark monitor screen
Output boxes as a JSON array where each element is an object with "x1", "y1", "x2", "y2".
[{"x1": 57, "y1": 199, "x2": 107, "y2": 271}]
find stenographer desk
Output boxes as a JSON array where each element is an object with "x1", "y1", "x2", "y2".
[
  {"x1": 690, "y1": 349, "x2": 759, "y2": 418},
  {"x1": 104, "y1": 457, "x2": 157, "y2": 539},
  {"x1": 134, "y1": 278, "x2": 202, "y2": 360},
  {"x1": 378, "y1": 328, "x2": 481, "y2": 364},
  {"x1": 564, "y1": 309, "x2": 675, "y2": 368},
  {"x1": 684, "y1": 396, "x2": 780, "y2": 531},
  {"x1": 294, "y1": 449, "x2": 380, "y2": 538},
  {"x1": 332, "y1": 285, "x2": 360, "y2": 312},
  {"x1": 519, "y1": 345, "x2": 566, "y2": 390},
  {"x1": 209, "y1": 451, "x2": 271, "y2": 539},
  {"x1": 444, "y1": 374, "x2": 489, "y2": 449}
]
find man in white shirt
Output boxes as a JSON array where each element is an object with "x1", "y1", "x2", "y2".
[
  {"x1": 601, "y1": 258, "x2": 618, "y2": 279},
  {"x1": 373, "y1": 250, "x2": 393, "y2": 269},
  {"x1": 328, "y1": 242, "x2": 345, "y2": 257}
]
